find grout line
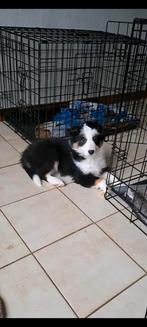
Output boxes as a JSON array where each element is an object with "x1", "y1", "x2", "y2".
[
  {"x1": 94, "y1": 206, "x2": 128, "y2": 224},
  {"x1": 1, "y1": 205, "x2": 92, "y2": 263},
  {"x1": 57, "y1": 186, "x2": 128, "y2": 227},
  {"x1": 2, "y1": 138, "x2": 28, "y2": 155},
  {"x1": 95, "y1": 223, "x2": 147, "y2": 273},
  {"x1": 57, "y1": 186, "x2": 101, "y2": 224},
  {"x1": 86, "y1": 273, "x2": 147, "y2": 318},
  {"x1": 1, "y1": 127, "x2": 146, "y2": 316},
  {"x1": 1, "y1": 171, "x2": 146, "y2": 317},
  {"x1": 0, "y1": 253, "x2": 32, "y2": 271},
  {"x1": 0, "y1": 122, "x2": 30, "y2": 144},
  {"x1": 1, "y1": 180, "x2": 146, "y2": 274},
  {"x1": 0, "y1": 133, "x2": 23, "y2": 155},
  {"x1": 49, "y1": 187, "x2": 147, "y2": 272},
  {"x1": 58, "y1": 185, "x2": 126, "y2": 224},
  {"x1": 0, "y1": 187, "x2": 55, "y2": 208},
  {"x1": 32, "y1": 222, "x2": 93, "y2": 254},
  {"x1": 0, "y1": 209, "x2": 33, "y2": 254},
  {"x1": 0, "y1": 162, "x2": 20, "y2": 170},
  {"x1": 33, "y1": 255, "x2": 79, "y2": 318},
  {"x1": 0, "y1": 182, "x2": 93, "y2": 252},
  {"x1": 0, "y1": 209, "x2": 79, "y2": 317},
  {"x1": 0, "y1": 251, "x2": 79, "y2": 318}
]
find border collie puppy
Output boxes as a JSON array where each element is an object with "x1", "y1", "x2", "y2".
[{"x1": 21, "y1": 121, "x2": 110, "y2": 192}]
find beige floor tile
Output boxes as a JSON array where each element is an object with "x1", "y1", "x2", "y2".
[
  {"x1": 89, "y1": 275, "x2": 147, "y2": 318},
  {"x1": 115, "y1": 129, "x2": 146, "y2": 156},
  {"x1": 133, "y1": 219, "x2": 147, "y2": 235},
  {"x1": 61, "y1": 183, "x2": 118, "y2": 222},
  {"x1": 0, "y1": 122, "x2": 20, "y2": 140},
  {"x1": 0, "y1": 211, "x2": 29, "y2": 268},
  {"x1": 2, "y1": 189, "x2": 91, "y2": 251},
  {"x1": 109, "y1": 130, "x2": 146, "y2": 180},
  {"x1": 35, "y1": 224, "x2": 144, "y2": 317},
  {"x1": 97, "y1": 210, "x2": 147, "y2": 270},
  {"x1": 7, "y1": 138, "x2": 28, "y2": 153},
  {"x1": 0, "y1": 164, "x2": 54, "y2": 207},
  {"x1": 105, "y1": 188, "x2": 130, "y2": 213},
  {"x1": 0, "y1": 255, "x2": 76, "y2": 318},
  {"x1": 0, "y1": 136, "x2": 20, "y2": 167},
  {"x1": 127, "y1": 143, "x2": 146, "y2": 163},
  {"x1": 119, "y1": 128, "x2": 147, "y2": 146}
]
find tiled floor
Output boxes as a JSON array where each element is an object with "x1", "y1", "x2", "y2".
[{"x1": 0, "y1": 122, "x2": 147, "y2": 318}]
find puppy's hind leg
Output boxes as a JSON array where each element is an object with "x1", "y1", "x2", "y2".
[{"x1": 46, "y1": 173, "x2": 65, "y2": 187}]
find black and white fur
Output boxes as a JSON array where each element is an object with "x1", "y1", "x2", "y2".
[{"x1": 21, "y1": 121, "x2": 112, "y2": 192}]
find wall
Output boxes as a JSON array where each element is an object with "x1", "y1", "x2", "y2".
[{"x1": 0, "y1": 9, "x2": 147, "y2": 30}]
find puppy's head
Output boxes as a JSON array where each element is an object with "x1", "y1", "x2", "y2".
[{"x1": 70, "y1": 121, "x2": 105, "y2": 158}]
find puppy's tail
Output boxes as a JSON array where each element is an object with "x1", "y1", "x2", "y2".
[{"x1": 20, "y1": 156, "x2": 42, "y2": 187}]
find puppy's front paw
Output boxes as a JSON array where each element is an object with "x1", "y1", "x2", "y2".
[
  {"x1": 56, "y1": 180, "x2": 65, "y2": 187},
  {"x1": 94, "y1": 178, "x2": 107, "y2": 193},
  {"x1": 46, "y1": 174, "x2": 65, "y2": 187},
  {"x1": 98, "y1": 180, "x2": 107, "y2": 193}
]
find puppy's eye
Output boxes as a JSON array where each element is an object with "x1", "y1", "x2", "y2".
[
  {"x1": 93, "y1": 135, "x2": 99, "y2": 145},
  {"x1": 93, "y1": 135, "x2": 103, "y2": 146},
  {"x1": 78, "y1": 136, "x2": 86, "y2": 146}
]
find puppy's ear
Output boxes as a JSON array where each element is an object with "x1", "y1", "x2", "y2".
[
  {"x1": 67, "y1": 126, "x2": 81, "y2": 138},
  {"x1": 98, "y1": 133, "x2": 105, "y2": 145},
  {"x1": 93, "y1": 132, "x2": 105, "y2": 147},
  {"x1": 85, "y1": 121, "x2": 104, "y2": 133},
  {"x1": 97, "y1": 123, "x2": 104, "y2": 135}
]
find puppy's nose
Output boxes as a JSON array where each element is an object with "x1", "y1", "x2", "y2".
[{"x1": 88, "y1": 150, "x2": 94, "y2": 155}]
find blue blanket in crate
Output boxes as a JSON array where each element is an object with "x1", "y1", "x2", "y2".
[{"x1": 48, "y1": 100, "x2": 139, "y2": 137}]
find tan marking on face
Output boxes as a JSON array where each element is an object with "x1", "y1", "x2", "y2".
[{"x1": 72, "y1": 142, "x2": 79, "y2": 150}]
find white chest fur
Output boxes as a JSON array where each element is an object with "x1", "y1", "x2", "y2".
[{"x1": 74, "y1": 146, "x2": 107, "y2": 176}]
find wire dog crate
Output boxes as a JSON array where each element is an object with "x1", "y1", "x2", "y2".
[
  {"x1": 0, "y1": 19, "x2": 146, "y2": 233},
  {"x1": 0, "y1": 23, "x2": 141, "y2": 140},
  {"x1": 105, "y1": 18, "x2": 147, "y2": 235},
  {"x1": 0, "y1": 27, "x2": 115, "y2": 140}
]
